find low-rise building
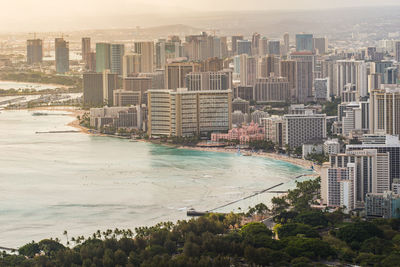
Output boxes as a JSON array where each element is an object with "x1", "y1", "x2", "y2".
[
  {"x1": 365, "y1": 191, "x2": 400, "y2": 219},
  {"x1": 211, "y1": 122, "x2": 264, "y2": 144},
  {"x1": 90, "y1": 106, "x2": 143, "y2": 130}
]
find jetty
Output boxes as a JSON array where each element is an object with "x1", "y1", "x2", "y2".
[{"x1": 35, "y1": 130, "x2": 80, "y2": 134}]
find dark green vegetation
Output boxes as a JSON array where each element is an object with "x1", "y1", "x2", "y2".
[
  {"x1": 2, "y1": 179, "x2": 400, "y2": 266},
  {"x1": 322, "y1": 97, "x2": 341, "y2": 116},
  {"x1": 305, "y1": 153, "x2": 329, "y2": 165}
]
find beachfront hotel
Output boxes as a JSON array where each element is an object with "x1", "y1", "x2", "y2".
[{"x1": 147, "y1": 88, "x2": 232, "y2": 137}]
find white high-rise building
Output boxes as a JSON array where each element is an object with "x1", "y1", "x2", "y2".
[
  {"x1": 284, "y1": 112, "x2": 327, "y2": 148},
  {"x1": 321, "y1": 149, "x2": 390, "y2": 209},
  {"x1": 335, "y1": 60, "x2": 367, "y2": 97}
]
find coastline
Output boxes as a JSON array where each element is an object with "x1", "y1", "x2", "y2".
[
  {"x1": 176, "y1": 145, "x2": 321, "y2": 174},
  {"x1": 21, "y1": 106, "x2": 321, "y2": 175}
]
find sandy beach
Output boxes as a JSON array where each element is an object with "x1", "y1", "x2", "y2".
[{"x1": 177, "y1": 145, "x2": 321, "y2": 174}]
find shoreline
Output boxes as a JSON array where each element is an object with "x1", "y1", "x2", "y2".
[
  {"x1": 17, "y1": 106, "x2": 321, "y2": 174},
  {"x1": 176, "y1": 145, "x2": 321, "y2": 174}
]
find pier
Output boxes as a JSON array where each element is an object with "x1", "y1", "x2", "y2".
[
  {"x1": 35, "y1": 130, "x2": 80, "y2": 134},
  {"x1": 187, "y1": 173, "x2": 316, "y2": 216}
]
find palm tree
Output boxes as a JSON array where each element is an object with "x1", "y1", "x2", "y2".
[{"x1": 63, "y1": 230, "x2": 68, "y2": 244}]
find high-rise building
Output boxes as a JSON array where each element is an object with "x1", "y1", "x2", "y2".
[
  {"x1": 123, "y1": 53, "x2": 141, "y2": 78},
  {"x1": 368, "y1": 73, "x2": 382, "y2": 93},
  {"x1": 186, "y1": 71, "x2": 231, "y2": 91},
  {"x1": 268, "y1": 40, "x2": 280, "y2": 55},
  {"x1": 165, "y1": 62, "x2": 201, "y2": 89},
  {"x1": 83, "y1": 71, "x2": 117, "y2": 106},
  {"x1": 239, "y1": 55, "x2": 257, "y2": 86},
  {"x1": 96, "y1": 43, "x2": 111, "y2": 73},
  {"x1": 280, "y1": 60, "x2": 297, "y2": 100},
  {"x1": 262, "y1": 116, "x2": 286, "y2": 148},
  {"x1": 284, "y1": 112, "x2": 327, "y2": 148},
  {"x1": 254, "y1": 75, "x2": 290, "y2": 103},
  {"x1": 111, "y1": 44, "x2": 125, "y2": 76},
  {"x1": 395, "y1": 41, "x2": 400, "y2": 62},
  {"x1": 365, "y1": 191, "x2": 400, "y2": 219},
  {"x1": 134, "y1": 41, "x2": 154, "y2": 73},
  {"x1": 384, "y1": 67, "x2": 398, "y2": 84},
  {"x1": 313, "y1": 37, "x2": 327, "y2": 54},
  {"x1": 147, "y1": 90, "x2": 172, "y2": 136},
  {"x1": 27, "y1": 39, "x2": 43, "y2": 65},
  {"x1": 200, "y1": 57, "x2": 223, "y2": 72},
  {"x1": 320, "y1": 60, "x2": 337, "y2": 96},
  {"x1": 113, "y1": 90, "x2": 141, "y2": 106},
  {"x1": 335, "y1": 60, "x2": 367, "y2": 97},
  {"x1": 231, "y1": 35, "x2": 243, "y2": 55},
  {"x1": 102, "y1": 70, "x2": 118, "y2": 106},
  {"x1": 220, "y1": 36, "x2": 228, "y2": 58},
  {"x1": 155, "y1": 38, "x2": 181, "y2": 69},
  {"x1": 86, "y1": 52, "x2": 96, "y2": 72},
  {"x1": 370, "y1": 61, "x2": 393, "y2": 83},
  {"x1": 123, "y1": 76, "x2": 152, "y2": 105},
  {"x1": 370, "y1": 86, "x2": 400, "y2": 137},
  {"x1": 259, "y1": 55, "x2": 280, "y2": 78},
  {"x1": 283, "y1": 33, "x2": 290, "y2": 55},
  {"x1": 324, "y1": 149, "x2": 390, "y2": 206},
  {"x1": 290, "y1": 52, "x2": 314, "y2": 103},
  {"x1": 234, "y1": 86, "x2": 254, "y2": 101},
  {"x1": 347, "y1": 134, "x2": 400, "y2": 187},
  {"x1": 147, "y1": 88, "x2": 232, "y2": 137},
  {"x1": 296, "y1": 33, "x2": 313, "y2": 52},
  {"x1": 55, "y1": 38, "x2": 69, "y2": 74},
  {"x1": 237, "y1": 40, "x2": 252, "y2": 56},
  {"x1": 83, "y1": 72, "x2": 103, "y2": 106},
  {"x1": 251, "y1": 33, "x2": 261, "y2": 56},
  {"x1": 82, "y1": 37, "x2": 91, "y2": 67},
  {"x1": 258, "y1": 37, "x2": 269, "y2": 56}
]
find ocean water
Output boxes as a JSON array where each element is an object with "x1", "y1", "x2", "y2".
[{"x1": 0, "y1": 110, "x2": 311, "y2": 248}]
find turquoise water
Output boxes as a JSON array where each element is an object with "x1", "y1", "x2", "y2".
[{"x1": 0, "y1": 110, "x2": 309, "y2": 248}]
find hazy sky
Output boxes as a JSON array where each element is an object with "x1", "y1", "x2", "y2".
[
  {"x1": 5, "y1": 0, "x2": 400, "y2": 16},
  {"x1": 2, "y1": 0, "x2": 400, "y2": 32}
]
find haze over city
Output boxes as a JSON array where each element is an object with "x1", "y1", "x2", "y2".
[{"x1": 1, "y1": 0, "x2": 400, "y2": 32}]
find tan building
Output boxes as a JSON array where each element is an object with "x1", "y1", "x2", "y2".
[
  {"x1": 370, "y1": 86, "x2": 400, "y2": 137},
  {"x1": 123, "y1": 77, "x2": 152, "y2": 105},
  {"x1": 165, "y1": 62, "x2": 201, "y2": 89},
  {"x1": 259, "y1": 55, "x2": 280, "y2": 78},
  {"x1": 134, "y1": 41, "x2": 154, "y2": 73},
  {"x1": 147, "y1": 90, "x2": 172, "y2": 136},
  {"x1": 262, "y1": 116, "x2": 286, "y2": 148},
  {"x1": 123, "y1": 53, "x2": 141, "y2": 77},
  {"x1": 113, "y1": 90, "x2": 141, "y2": 106},
  {"x1": 147, "y1": 89, "x2": 232, "y2": 137},
  {"x1": 280, "y1": 60, "x2": 297, "y2": 100},
  {"x1": 254, "y1": 75, "x2": 290, "y2": 103}
]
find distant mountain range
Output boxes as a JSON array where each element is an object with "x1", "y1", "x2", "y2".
[{"x1": 2, "y1": 6, "x2": 400, "y2": 40}]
